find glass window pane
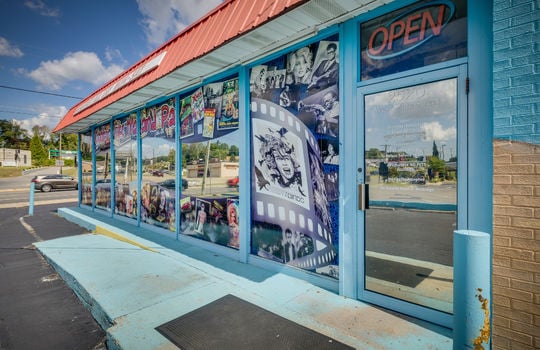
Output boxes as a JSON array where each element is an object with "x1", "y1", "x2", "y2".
[{"x1": 364, "y1": 79, "x2": 457, "y2": 313}]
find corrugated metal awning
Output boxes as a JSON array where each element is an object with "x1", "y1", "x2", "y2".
[{"x1": 54, "y1": 0, "x2": 388, "y2": 133}]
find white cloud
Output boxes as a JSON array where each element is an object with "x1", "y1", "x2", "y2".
[
  {"x1": 136, "y1": 0, "x2": 222, "y2": 47},
  {"x1": 24, "y1": 0, "x2": 60, "y2": 17},
  {"x1": 0, "y1": 37, "x2": 24, "y2": 57},
  {"x1": 18, "y1": 105, "x2": 67, "y2": 131},
  {"x1": 421, "y1": 121, "x2": 456, "y2": 142},
  {"x1": 26, "y1": 51, "x2": 124, "y2": 90}
]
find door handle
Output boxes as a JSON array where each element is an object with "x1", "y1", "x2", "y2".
[{"x1": 358, "y1": 183, "x2": 369, "y2": 211}]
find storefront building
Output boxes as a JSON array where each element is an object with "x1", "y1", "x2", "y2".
[{"x1": 54, "y1": 0, "x2": 538, "y2": 347}]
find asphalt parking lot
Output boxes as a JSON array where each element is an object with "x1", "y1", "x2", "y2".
[{"x1": 0, "y1": 203, "x2": 106, "y2": 350}]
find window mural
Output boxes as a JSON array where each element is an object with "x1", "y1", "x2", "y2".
[
  {"x1": 94, "y1": 123, "x2": 112, "y2": 210},
  {"x1": 250, "y1": 35, "x2": 340, "y2": 278},
  {"x1": 114, "y1": 113, "x2": 138, "y2": 219},
  {"x1": 80, "y1": 131, "x2": 92, "y2": 206},
  {"x1": 179, "y1": 77, "x2": 241, "y2": 249},
  {"x1": 140, "y1": 98, "x2": 176, "y2": 231}
]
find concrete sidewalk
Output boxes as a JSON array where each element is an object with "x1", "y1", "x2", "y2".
[{"x1": 35, "y1": 207, "x2": 452, "y2": 350}]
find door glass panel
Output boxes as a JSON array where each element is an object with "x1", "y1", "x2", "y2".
[{"x1": 364, "y1": 79, "x2": 457, "y2": 313}]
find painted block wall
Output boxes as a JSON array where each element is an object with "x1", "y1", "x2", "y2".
[
  {"x1": 492, "y1": 1, "x2": 540, "y2": 348},
  {"x1": 493, "y1": 0, "x2": 539, "y2": 144}
]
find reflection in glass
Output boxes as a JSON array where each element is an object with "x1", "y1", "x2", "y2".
[
  {"x1": 140, "y1": 98, "x2": 176, "y2": 232},
  {"x1": 114, "y1": 114, "x2": 138, "y2": 219},
  {"x1": 94, "y1": 124, "x2": 112, "y2": 211},
  {"x1": 179, "y1": 78, "x2": 241, "y2": 249},
  {"x1": 80, "y1": 131, "x2": 92, "y2": 206},
  {"x1": 364, "y1": 79, "x2": 457, "y2": 313}
]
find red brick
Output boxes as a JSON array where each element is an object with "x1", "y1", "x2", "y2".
[
  {"x1": 494, "y1": 205, "x2": 534, "y2": 217},
  {"x1": 512, "y1": 195, "x2": 540, "y2": 208},
  {"x1": 493, "y1": 254, "x2": 512, "y2": 267},
  {"x1": 494, "y1": 236, "x2": 511, "y2": 247},
  {"x1": 512, "y1": 154, "x2": 540, "y2": 164},
  {"x1": 513, "y1": 217, "x2": 540, "y2": 230},
  {"x1": 493, "y1": 304, "x2": 533, "y2": 324},
  {"x1": 494, "y1": 246, "x2": 534, "y2": 261},
  {"x1": 512, "y1": 300, "x2": 540, "y2": 316},
  {"x1": 513, "y1": 175, "x2": 540, "y2": 185},
  {"x1": 494, "y1": 164, "x2": 534, "y2": 174},
  {"x1": 493, "y1": 275, "x2": 511, "y2": 287},
  {"x1": 493, "y1": 266, "x2": 534, "y2": 281},
  {"x1": 494, "y1": 175, "x2": 512, "y2": 184},
  {"x1": 494, "y1": 184, "x2": 533, "y2": 196},
  {"x1": 494, "y1": 226, "x2": 534, "y2": 239},
  {"x1": 493, "y1": 194, "x2": 513, "y2": 205},
  {"x1": 512, "y1": 259, "x2": 540, "y2": 272},
  {"x1": 511, "y1": 238, "x2": 540, "y2": 251},
  {"x1": 495, "y1": 326, "x2": 533, "y2": 345},
  {"x1": 494, "y1": 215, "x2": 511, "y2": 226},
  {"x1": 493, "y1": 292, "x2": 512, "y2": 307}
]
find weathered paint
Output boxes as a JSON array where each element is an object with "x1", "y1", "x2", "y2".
[{"x1": 453, "y1": 230, "x2": 491, "y2": 350}]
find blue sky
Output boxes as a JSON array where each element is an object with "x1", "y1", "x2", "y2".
[{"x1": 0, "y1": 0, "x2": 222, "y2": 134}]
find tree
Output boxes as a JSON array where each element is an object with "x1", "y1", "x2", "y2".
[
  {"x1": 29, "y1": 134, "x2": 49, "y2": 166},
  {"x1": 432, "y1": 141, "x2": 439, "y2": 158},
  {"x1": 228, "y1": 144, "x2": 239, "y2": 158},
  {"x1": 0, "y1": 119, "x2": 30, "y2": 149},
  {"x1": 366, "y1": 148, "x2": 383, "y2": 159}
]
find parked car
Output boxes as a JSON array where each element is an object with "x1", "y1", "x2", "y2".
[
  {"x1": 31, "y1": 174, "x2": 78, "y2": 192},
  {"x1": 227, "y1": 176, "x2": 239, "y2": 187},
  {"x1": 158, "y1": 178, "x2": 188, "y2": 190},
  {"x1": 151, "y1": 170, "x2": 164, "y2": 177}
]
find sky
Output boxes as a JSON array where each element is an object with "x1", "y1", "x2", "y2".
[{"x1": 0, "y1": 0, "x2": 222, "y2": 135}]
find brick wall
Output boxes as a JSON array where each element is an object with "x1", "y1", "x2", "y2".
[
  {"x1": 493, "y1": 0, "x2": 540, "y2": 144},
  {"x1": 492, "y1": 140, "x2": 540, "y2": 350}
]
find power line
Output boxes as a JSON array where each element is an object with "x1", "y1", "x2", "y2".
[
  {"x1": 0, "y1": 110, "x2": 63, "y2": 118},
  {"x1": 0, "y1": 85, "x2": 83, "y2": 99}
]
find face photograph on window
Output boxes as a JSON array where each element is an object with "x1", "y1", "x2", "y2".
[{"x1": 249, "y1": 35, "x2": 340, "y2": 278}]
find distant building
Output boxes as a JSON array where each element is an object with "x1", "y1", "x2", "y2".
[{"x1": 0, "y1": 148, "x2": 31, "y2": 167}]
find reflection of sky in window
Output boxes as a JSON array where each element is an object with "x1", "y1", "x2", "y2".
[{"x1": 365, "y1": 79, "x2": 457, "y2": 159}]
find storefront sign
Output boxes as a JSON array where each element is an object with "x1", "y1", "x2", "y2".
[
  {"x1": 361, "y1": 0, "x2": 467, "y2": 80},
  {"x1": 366, "y1": 1, "x2": 455, "y2": 60}
]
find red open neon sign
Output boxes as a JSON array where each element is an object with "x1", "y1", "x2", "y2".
[{"x1": 366, "y1": 1, "x2": 455, "y2": 60}]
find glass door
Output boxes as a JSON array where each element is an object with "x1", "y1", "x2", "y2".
[{"x1": 358, "y1": 68, "x2": 465, "y2": 322}]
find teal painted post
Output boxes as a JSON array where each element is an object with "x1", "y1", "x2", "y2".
[
  {"x1": 453, "y1": 230, "x2": 491, "y2": 350},
  {"x1": 29, "y1": 182, "x2": 35, "y2": 216}
]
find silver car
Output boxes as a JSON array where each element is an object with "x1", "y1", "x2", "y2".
[{"x1": 31, "y1": 174, "x2": 78, "y2": 192}]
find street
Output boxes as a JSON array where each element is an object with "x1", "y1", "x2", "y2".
[{"x1": 0, "y1": 170, "x2": 105, "y2": 350}]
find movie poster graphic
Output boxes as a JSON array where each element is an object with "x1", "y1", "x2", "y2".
[
  {"x1": 180, "y1": 196, "x2": 239, "y2": 249},
  {"x1": 249, "y1": 34, "x2": 340, "y2": 278},
  {"x1": 180, "y1": 95, "x2": 194, "y2": 139},
  {"x1": 202, "y1": 108, "x2": 216, "y2": 138},
  {"x1": 141, "y1": 182, "x2": 176, "y2": 231},
  {"x1": 218, "y1": 78, "x2": 239, "y2": 130}
]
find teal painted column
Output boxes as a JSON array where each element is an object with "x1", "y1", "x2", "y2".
[
  {"x1": 28, "y1": 182, "x2": 35, "y2": 215},
  {"x1": 453, "y1": 230, "x2": 491, "y2": 350}
]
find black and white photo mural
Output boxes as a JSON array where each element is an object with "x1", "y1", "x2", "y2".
[{"x1": 250, "y1": 34, "x2": 340, "y2": 278}]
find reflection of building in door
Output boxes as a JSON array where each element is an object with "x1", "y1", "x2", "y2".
[{"x1": 363, "y1": 78, "x2": 458, "y2": 314}]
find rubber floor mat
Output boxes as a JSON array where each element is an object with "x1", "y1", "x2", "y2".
[{"x1": 156, "y1": 294, "x2": 354, "y2": 350}]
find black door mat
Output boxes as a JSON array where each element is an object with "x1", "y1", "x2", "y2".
[{"x1": 156, "y1": 294, "x2": 354, "y2": 350}]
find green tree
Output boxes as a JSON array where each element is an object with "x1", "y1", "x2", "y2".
[
  {"x1": 228, "y1": 144, "x2": 239, "y2": 158},
  {"x1": 432, "y1": 141, "x2": 439, "y2": 158},
  {"x1": 29, "y1": 134, "x2": 49, "y2": 166},
  {"x1": 0, "y1": 119, "x2": 30, "y2": 149},
  {"x1": 366, "y1": 148, "x2": 383, "y2": 159}
]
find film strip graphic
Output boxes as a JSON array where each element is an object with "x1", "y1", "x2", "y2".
[{"x1": 251, "y1": 98, "x2": 336, "y2": 270}]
